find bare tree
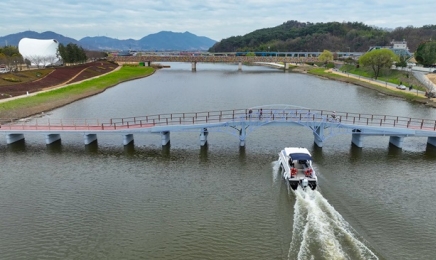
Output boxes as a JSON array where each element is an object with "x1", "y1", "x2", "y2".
[
  {"x1": 40, "y1": 55, "x2": 59, "y2": 67},
  {"x1": 25, "y1": 55, "x2": 45, "y2": 68}
]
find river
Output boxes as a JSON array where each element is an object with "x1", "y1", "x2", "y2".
[{"x1": 1, "y1": 63, "x2": 436, "y2": 259}]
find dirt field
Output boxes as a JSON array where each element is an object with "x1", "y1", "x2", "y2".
[
  {"x1": 427, "y1": 73, "x2": 436, "y2": 85},
  {"x1": 0, "y1": 61, "x2": 118, "y2": 99}
]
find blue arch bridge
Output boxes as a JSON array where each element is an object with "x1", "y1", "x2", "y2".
[{"x1": 1, "y1": 105, "x2": 436, "y2": 149}]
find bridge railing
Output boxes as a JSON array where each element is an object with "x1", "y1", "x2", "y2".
[{"x1": 1, "y1": 109, "x2": 436, "y2": 131}]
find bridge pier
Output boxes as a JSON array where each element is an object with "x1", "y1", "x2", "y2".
[
  {"x1": 191, "y1": 62, "x2": 197, "y2": 71},
  {"x1": 200, "y1": 128, "x2": 208, "y2": 146},
  {"x1": 284, "y1": 62, "x2": 290, "y2": 70},
  {"x1": 161, "y1": 131, "x2": 170, "y2": 146},
  {"x1": 123, "y1": 134, "x2": 134, "y2": 145},
  {"x1": 352, "y1": 134, "x2": 363, "y2": 148},
  {"x1": 84, "y1": 134, "x2": 97, "y2": 145},
  {"x1": 239, "y1": 126, "x2": 246, "y2": 147},
  {"x1": 45, "y1": 134, "x2": 61, "y2": 144},
  {"x1": 389, "y1": 136, "x2": 404, "y2": 148},
  {"x1": 427, "y1": 137, "x2": 436, "y2": 147},
  {"x1": 313, "y1": 127, "x2": 324, "y2": 147},
  {"x1": 6, "y1": 133, "x2": 24, "y2": 144},
  {"x1": 238, "y1": 62, "x2": 242, "y2": 71}
]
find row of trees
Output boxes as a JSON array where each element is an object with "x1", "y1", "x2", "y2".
[
  {"x1": 58, "y1": 43, "x2": 87, "y2": 64},
  {"x1": 0, "y1": 46, "x2": 22, "y2": 71},
  {"x1": 1, "y1": 43, "x2": 107, "y2": 70},
  {"x1": 317, "y1": 39, "x2": 436, "y2": 80}
]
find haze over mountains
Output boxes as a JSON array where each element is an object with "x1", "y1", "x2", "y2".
[{"x1": 0, "y1": 31, "x2": 217, "y2": 51}]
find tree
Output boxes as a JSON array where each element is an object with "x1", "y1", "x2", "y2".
[
  {"x1": 396, "y1": 55, "x2": 408, "y2": 68},
  {"x1": 58, "y1": 43, "x2": 87, "y2": 64},
  {"x1": 415, "y1": 41, "x2": 436, "y2": 67},
  {"x1": 318, "y1": 50, "x2": 333, "y2": 64},
  {"x1": 358, "y1": 49, "x2": 399, "y2": 79}
]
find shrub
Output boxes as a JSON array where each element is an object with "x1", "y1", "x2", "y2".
[
  {"x1": 2, "y1": 77, "x2": 22, "y2": 82},
  {"x1": 326, "y1": 62, "x2": 335, "y2": 69}
]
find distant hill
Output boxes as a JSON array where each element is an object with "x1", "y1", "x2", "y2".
[
  {"x1": 0, "y1": 31, "x2": 81, "y2": 47},
  {"x1": 209, "y1": 20, "x2": 436, "y2": 53},
  {"x1": 0, "y1": 31, "x2": 217, "y2": 51}
]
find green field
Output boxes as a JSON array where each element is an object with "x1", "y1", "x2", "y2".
[{"x1": 0, "y1": 65, "x2": 155, "y2": 118}]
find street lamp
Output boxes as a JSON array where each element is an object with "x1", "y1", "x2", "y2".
[{"x1": 347, "y1": 47, "x2": 350, "y2": 56}]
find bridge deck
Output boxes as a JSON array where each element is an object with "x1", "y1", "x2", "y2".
[{"x1": 1, "y1": 108, "x2": 435, "y2": 134}]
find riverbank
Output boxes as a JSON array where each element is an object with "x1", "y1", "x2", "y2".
[
  {"x1": 308, "y1": 68, "x2": 436, "y2": 108},
  {"x1": 0, "y1": 65, "x2": 155, "y2": 120},
  {"x1": 2, "y1": 63, "x2": 435, "y2": 122}
]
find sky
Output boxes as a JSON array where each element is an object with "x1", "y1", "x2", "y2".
[{"x1": 1, "y1": 0, "x2": 435, "y2": 41}]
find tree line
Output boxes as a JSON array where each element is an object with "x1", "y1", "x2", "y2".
[
  {"x1": 209, "y1": 21, "x2": 436, "y2": 53},
  {"x1": 0, "y1": 43, "x2": 107, "y2": 70}
]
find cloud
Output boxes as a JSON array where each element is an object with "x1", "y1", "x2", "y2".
[{"x1": 0, "y1": 0, "x2": 435, "y2": 41}]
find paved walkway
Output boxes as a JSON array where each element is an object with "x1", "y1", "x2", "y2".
[{"x1": 328, "y1": 69, "x2": 436, "y2": 101}]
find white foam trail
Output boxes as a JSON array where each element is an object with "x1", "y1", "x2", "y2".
[
  {"x1": 271, "y1": 160, "x2": 281, "y2": 184},
  {"x1": 288, "y1": 188, "x2": 378, "y2": 260}
]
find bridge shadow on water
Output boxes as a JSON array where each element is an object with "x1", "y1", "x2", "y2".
[
  {"x1": 199, "y1": 143, "x2": 208, "y2": 163},
  {"x1": 6, "y1": 139, "x2": 26, "y2": 152},
  {"x1": 123, "y1": 141, "x2": 135, "y2": 155},
  {"x1": 84, "y1": 141, "x2": 99, "y2": 154},
  {"x1": 3, "y1": 137, "x2": 436, "y2": 165},
  {"x1": 425, "y1": 143, "x2": 436, "y2": 159},
  {"x1": 387, "y1": 143, "x2": 403, "y2": 157},
  {"x1": 161, "y1": 142, "x2": 171, "y2": 159},
  {"x1": 46, "y1": 140, "x2": 63, "y2": 154}
]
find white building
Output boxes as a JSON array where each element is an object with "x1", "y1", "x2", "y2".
[{"x1": 18, "y1": 38, "x2": 61, "y2": 66}]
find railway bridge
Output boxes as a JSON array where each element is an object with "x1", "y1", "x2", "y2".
[{"x1": 111, "y1": 53, "x2": 321, "y2": 71}]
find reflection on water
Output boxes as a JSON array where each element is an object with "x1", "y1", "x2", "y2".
[
  {"x1": 7, "y1": 139, "x2": 26, "y2": 152},
  {"x1": 161, "y1": 143, "x2": 171, "y2": 158},
  {"x1": 123, "y1": 142, "x2": 136, "y2": 156},
  {"x1": 84, "y1": 141, "x2": 99, "y2": 154},
  {"x1": 199, "y1": 144, "x2": 209, "y2": 162}
]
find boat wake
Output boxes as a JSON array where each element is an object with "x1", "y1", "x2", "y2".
[{"x1": 272, "y1": 161, "x2": 378, "y2": 260}]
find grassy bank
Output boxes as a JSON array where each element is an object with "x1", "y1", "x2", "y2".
[
  {"x1": 340, "y1": 64, "x2": 426, "y2": 91},
  {"x1": 0, "y1": 65, "x2": 155, "y2": 119},
  {"x1": 308, "y1": 68, "x2": 436, "y2": 106}
]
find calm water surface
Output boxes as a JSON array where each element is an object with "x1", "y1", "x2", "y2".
[{"x1": 1, "y1": 63, "x2": 436, "y2": 259}]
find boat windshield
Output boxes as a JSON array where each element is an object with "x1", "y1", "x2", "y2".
[{"x1": 289, "y1": 153, "x2": 312, "y2": 161}]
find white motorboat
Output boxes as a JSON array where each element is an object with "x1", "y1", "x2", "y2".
[{"x1": 278, "y1": 147, "x2": 317, "y2": 190}]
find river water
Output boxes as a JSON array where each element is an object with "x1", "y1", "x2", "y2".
[{"x1": 1, "y1": 63, "x2": 436, "y2": 259}]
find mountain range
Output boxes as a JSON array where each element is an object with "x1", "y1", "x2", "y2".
[{"x1": 0, "y1": 31, "x2": 217, "y2": 51}]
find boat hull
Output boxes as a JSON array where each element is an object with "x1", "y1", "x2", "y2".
[
  {"x1": 278, "y1": 147, "x2": 318, "y2": 190},
  {"x1": 288, "y1": 180, "x2": 317, "y2": 190}
]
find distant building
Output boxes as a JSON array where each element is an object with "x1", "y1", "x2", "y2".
[
  {"x1": 367, "y1": 39, "x2": 412, "y2": 58},
  {"x1": 18, "y1": 38, "x2": 62, "y2": 66},
  {"x1": 0, "y1": 64, "x2": 8, "y2": 73}
]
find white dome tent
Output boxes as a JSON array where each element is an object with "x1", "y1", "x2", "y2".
[{"x1": 18, "y1": 38, "x2": 62, "y2": 67}]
